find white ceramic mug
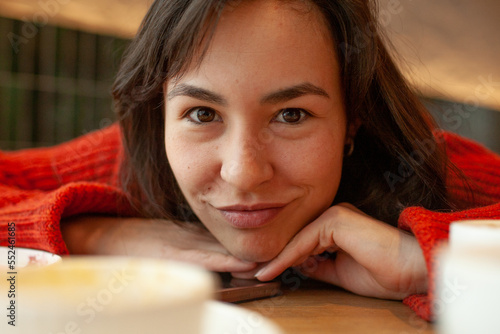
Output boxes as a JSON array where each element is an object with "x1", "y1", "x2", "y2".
[
  {"x1": 437, "y1": 220, "x2": 500, "y2": 334},
  {"x1": 1, "y1": 257, "x2": 215, "y2": 334}
]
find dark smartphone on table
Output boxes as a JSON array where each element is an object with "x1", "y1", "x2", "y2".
[{"x1": 215, "y1": 273, "x2": 282, "y2": 303}]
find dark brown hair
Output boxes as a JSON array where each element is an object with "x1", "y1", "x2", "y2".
[{"x1": 112, "y1": 0, "x2": 466, "y2": 226}]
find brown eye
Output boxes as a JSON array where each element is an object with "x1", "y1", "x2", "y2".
[
  {"x1": 276, "y1": 108, "x2": 307, "y2": 123},
  {"x1": 187, "y1": 107, "x2": 219, "y2": 123}
]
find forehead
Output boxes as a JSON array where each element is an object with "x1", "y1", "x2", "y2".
[
  {"x1": 219, "y1": 1, "x2": 330, "y2": 49},
  {"x1": 170, "y1": 0, "x2": 338, "y2": 89}
]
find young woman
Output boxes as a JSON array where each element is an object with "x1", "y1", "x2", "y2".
[{"x1": 1, "y1": 0, "x2": 499, "y2": 321}]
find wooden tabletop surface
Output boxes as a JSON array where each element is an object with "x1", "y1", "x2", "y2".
[{"x1": 241, "y1": 280, "x2": 435, "y2": 334}]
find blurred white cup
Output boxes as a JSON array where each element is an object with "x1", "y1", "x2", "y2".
[
  {"x1": 1, "y1": 257, "x2": 215, "y2": 334},
  {"x1": 437, "y1": 220, "x2": 500, "y2": 334}
]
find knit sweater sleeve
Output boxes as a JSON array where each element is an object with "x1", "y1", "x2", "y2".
[
  {"x1": 399, "y1": 132, "x2": 500, "y2": 321},
  {"x1": 0, "y1": 124, "x2": 134, "y2": 255}
]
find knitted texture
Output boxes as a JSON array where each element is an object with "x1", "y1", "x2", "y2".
[
  {"x1": 399, "y1": 132, "x2": 500, "y2": 321},
  {"x1": 0, "y1": 124, "x2": 134, "y2": 254},
  {"x1": 0, "y1": 125, "x2": 499, "y2": 320}
]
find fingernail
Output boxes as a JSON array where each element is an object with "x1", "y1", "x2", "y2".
[{"x1": 254, "y1": 267, "x2": 267, "y2": 278}]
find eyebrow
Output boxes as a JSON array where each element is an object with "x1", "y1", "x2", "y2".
[
  {"x1": 167, "y1": 82, "x2": 330, "y2": 105},
  {"x1": 167, "y1": 84, "x2": 228, "y2": 106},
  {"x1": 260, "y1": 82, "x2": 330, "y2": 104}
]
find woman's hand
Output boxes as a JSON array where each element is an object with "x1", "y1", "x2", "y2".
[
  {"x1": 61, "y1": 216, "x2": 256, "y2": 273},
  {"x1": 253, "y1": 203, "x2": 428, "y2": 300}
]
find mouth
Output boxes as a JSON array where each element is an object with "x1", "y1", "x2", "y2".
[{"x1": 215, "y1": 203, "x2": 287, "y2": 229}]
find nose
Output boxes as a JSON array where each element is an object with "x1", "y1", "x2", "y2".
[{"x1": 220, "y1": 128, "x2": 273, "y2": 191}]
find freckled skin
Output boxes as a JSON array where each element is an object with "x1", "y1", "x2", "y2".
[{"x1": 164, "y1": 0, "x2": 348, "y2": 262}]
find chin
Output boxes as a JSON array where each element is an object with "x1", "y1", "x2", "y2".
[
  {"x1": 226, "y1": 239, "x2": 284, "y2": 263},
  {"x1": 231, "y1": 249, "x2": 278, "y2": 263}
]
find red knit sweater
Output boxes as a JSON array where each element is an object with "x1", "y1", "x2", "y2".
[{"x1": 1, "y1": 123, "x2": 499, "y2": 320}]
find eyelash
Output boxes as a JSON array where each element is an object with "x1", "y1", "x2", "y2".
[
  {"x1": 183, "y1": 107, "x2": 311, "y2": 125},
  {"x1": 272, "y1": 108, "x2": 310, "y2": 124},
  {"x1": 183, "y1": 107, "x2": 221, "y2": 125}
]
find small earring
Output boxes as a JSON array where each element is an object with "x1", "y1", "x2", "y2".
[{"x1": 345, "y1": 139, "x2": 354, "y2": 157}]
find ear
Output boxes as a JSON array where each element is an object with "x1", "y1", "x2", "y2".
[{"x1": 345, "y1": 117, "x2": 362, "y2": 142}]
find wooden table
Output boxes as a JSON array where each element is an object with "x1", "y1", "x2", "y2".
[{"x1": 241, "y1": 280, "x2": 435, "y2": 334}]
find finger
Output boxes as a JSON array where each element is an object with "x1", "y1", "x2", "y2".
[
  {"x1": 163, "y1": 247, "x2": 257, "y2": 273},
  {"x1": 254, "y1": 218, "x2": 334, "y2": 281},
  {"x1": 296, "y1": 253, "x2": 365, "y2": 296},
  {"x1": 298, "y1": 251, "x2": 361, "y2": 289},
  {"x1": 295, "y1": 256, "x2": 341, "y2": 287},
  {"x1": 319, "y1": 205, "x2": 401, "y2": 272},
  {"x1": 335, "y1": 202, "x2": 370, "y2": 217},
  {"x1": 231, "y1": 263, "x2": 269, "y2": 279},
  {"x1": 230, "y1": 271, "x2": 257, "y2": 279},
  {"x1": 254, "y1": 203, "x2": 384, "y2": 282},
  {"x1": 303, "y1": 252, "x2": 405, "y2": 299}
]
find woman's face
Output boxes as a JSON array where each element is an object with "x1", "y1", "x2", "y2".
[{"x1": 164, "y1": 0, "x2": 347, "y2": 262}]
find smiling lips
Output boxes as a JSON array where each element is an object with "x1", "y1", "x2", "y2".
[{"x1": 216, "y1": 204, "x2": 286, "y2": 228}]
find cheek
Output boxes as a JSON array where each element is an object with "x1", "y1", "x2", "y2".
[
  {"x1": 280, "y1": 131, "x2": 344, "y2": 194},
  {"x1": 164, "y1": 135, "x2": 219, "y2": 199},
  {"x1": 165, "y1": 136, "x2": 187, "y2": 183}
]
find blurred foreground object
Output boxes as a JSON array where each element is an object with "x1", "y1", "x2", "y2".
[
  {"x1": 437, "y1": 220, "x2": 500, "y2": 334},
  {"x1": 0, "y1": 257, "x2": 215, "y2": 334}
]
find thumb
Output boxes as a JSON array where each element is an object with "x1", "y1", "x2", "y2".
[
  {"x1": 295, "y1": 254, "x2": 342, "y2": 287},
  {"x1": 163, "y1": 247, "x2": 257, "y2": 273}
]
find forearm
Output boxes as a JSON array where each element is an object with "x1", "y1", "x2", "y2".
[
  {"x1": 61, "y1": 215, "x2": 127, "y2": 255},
  {"x1": 61, "y1": 215, "x2": 173, "y2": 256},
  {"x1": 60, "y1": 215, "x2": 257, "y2": 273}
]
